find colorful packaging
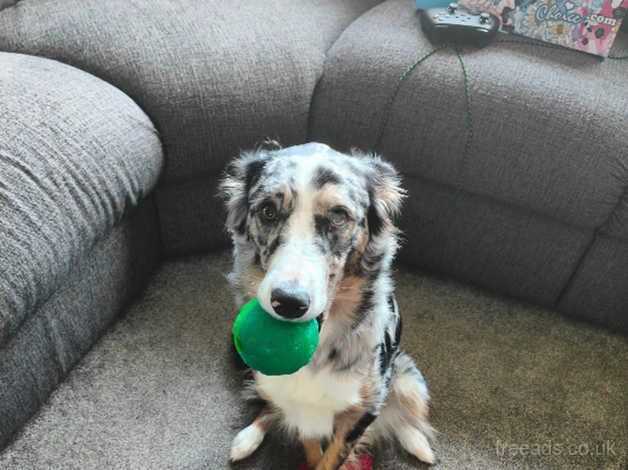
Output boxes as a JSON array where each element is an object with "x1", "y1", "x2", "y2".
[{"x1": 459, "y1": 0, "x2": 627, "y2": 56}]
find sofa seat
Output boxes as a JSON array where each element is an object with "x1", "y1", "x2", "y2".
[
  {"x1": 0, "y1": 52, "x2": 163, "y2": 447},
  {"x1": 0, "y1": 0, "x2": 383, "y2": 253},
  {"x1": 309, "y1": 0, "x2": 628, "y2": 331}
]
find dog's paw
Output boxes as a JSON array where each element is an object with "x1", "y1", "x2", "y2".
[
  {"x1": 230, "y1": 423, "x2": 265, "y2": 462},
  {"x1": 397, "y1": 426, "x2": 435, "y2": 465}
]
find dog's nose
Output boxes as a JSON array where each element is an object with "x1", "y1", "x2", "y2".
[{"x1": 270, "y1": 283, "x2": 310, "y2": 319}]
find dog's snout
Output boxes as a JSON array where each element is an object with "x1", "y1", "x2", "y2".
[{"x1": 270, "y1": 283, "x2": 310, "y2": 319}]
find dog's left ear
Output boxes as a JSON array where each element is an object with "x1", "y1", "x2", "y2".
[
  {"x1": 356, "y1": 152, "x2": 406, "y2": 237},
  {"x1": 219, "y1": 149, "x2": 270, "y2": 235}
]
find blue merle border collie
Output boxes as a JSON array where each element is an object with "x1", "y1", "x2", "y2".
[{"x1": 220, "y1": 141, "x2": 435, "y2": 470}]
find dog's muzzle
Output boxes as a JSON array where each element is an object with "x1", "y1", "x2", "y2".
[{"x1": 257, "y1": 241, "x2": 328, "y2": 322}]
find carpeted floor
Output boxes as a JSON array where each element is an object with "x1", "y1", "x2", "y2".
[{"x1": 1, "y1": 252, "x2": 626, "y2": 469}]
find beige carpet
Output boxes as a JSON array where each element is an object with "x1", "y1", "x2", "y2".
[{"x1": 1, "y1": 252, "x2": 626, "y2": 469}]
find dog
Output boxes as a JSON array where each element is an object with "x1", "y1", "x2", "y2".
[{"x1": 220, "y1": 141, "x2": 435, "y2": 469}]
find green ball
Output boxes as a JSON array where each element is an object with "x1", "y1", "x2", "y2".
[{"x1": 232, "y1": 297, "x2": 319, "y2": 376}]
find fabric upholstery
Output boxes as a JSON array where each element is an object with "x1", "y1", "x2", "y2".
[
  {"x1": 0, "y1": 0, "x2": 382, "y2": 257},
  {"x1": 398, "y1": 174, "x2": 590, "y2": 306},
  {"x1": 0, "y1": 1, "x2": 17, "y2": 11},
  {"x1": 0, "y1": 0, "x2": 381, "y2": 184},
  {"x1": 602, "y1": 187, "x2": 628, "y2": 239},
  {"x1": 309, "y1": 0, "x2": 628, "y2": 232},
  {"x1": 558, "y1": 236, "x2": 628, "y2": 331},
  {"x1": 0, "y1": 199, "x2": 161, "y2": 450},
  {"x1": 1, "y1": 252, "x2": 625, "y2": 468},
  {"x1": 0, "y1": 52, "x2": 163, "y2": 347},
  {"x1": 155, "y1": 177, "x2": 230, "y2": 256}
]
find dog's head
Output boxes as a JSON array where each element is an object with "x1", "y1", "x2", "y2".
[{"x1": 220, "y1": 143, "x2": 404, "y2": 322}]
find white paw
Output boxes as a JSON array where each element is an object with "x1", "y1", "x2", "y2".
[
  {"x1": 230, "y1": 423, "x2": 265, "y2": 462},
  {"x1": 397, "y1": 426, "x2": 435, "y2": 465}
]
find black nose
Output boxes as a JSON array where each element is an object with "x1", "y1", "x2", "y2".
[{"x1": 271, "y1": 283, "x2": 310, "y2": 319}]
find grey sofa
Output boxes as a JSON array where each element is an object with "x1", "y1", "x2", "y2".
[{"x1": 0, "y1": 0, "x2": 626, "y2": 462}]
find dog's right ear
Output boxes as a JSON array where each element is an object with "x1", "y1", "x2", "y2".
[{"x1": 219, "y1": 150, "x2": 270, "y2": 235}]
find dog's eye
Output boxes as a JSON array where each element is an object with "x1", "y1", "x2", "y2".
[
  {"x1": 329, "y1": 207, "x2": 350, "y2": 226},
  {"x1": 260, "y1": 203, "x2": 278, "y2": 222}
]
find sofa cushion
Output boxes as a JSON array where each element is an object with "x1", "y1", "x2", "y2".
[
  {"x1": 557, "y1": 235, "x2": 628, "y2": 331},
  {"x1": 0, "y1": 200, "x2": 160, "y2": 450},
  {"x1": 310, "y1": 0, "x2": 628, "y2": 234},
  {"x1": 0, "y1": 0, "x2": 381, "y2": 184},
  {"x1": 0, "y1": 52, "x2": 163, "y2": 347}
]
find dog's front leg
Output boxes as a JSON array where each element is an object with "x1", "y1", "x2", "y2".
[
  {"x1": 301, "y1": 437, "x2": 323, "y2": 468},
  {"x1": 230, "y1": 404, "x2": 274, "y2": 462},
  {"x1": 316, "y1": 409, "x2": 376, "y2": 470}
]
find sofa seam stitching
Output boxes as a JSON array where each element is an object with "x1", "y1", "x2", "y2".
[{"x1": 555, "y1": 180, "x2": 628, "y2": 306}]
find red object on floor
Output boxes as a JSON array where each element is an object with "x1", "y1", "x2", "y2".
[{"x1": 358, "y1": 453, "x2": 374, "y2": 470}]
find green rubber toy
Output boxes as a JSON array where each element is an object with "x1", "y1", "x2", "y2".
[{"x1": 232, "y1": 297, "x2": 319, "y2": 376}]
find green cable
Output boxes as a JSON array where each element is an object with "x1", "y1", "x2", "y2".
[
  {"x1": 375, "y1": 45, "x2": 474, "y2": 223},
  {"x1": 374, "y1": 46, "x2": 447, "y2": 150},
  {"x1": 375, "y1": 37, "x2": 625, "y2": 206},
  {"x1": 453, "y1": 47, "x2": 473, "y2": 197}
]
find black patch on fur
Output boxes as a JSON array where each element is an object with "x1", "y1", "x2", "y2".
[
  {"x1": 245, "y1": 159, "x2": 267, "y2": 197},
  {"x1": 313, "y1": 166, "x2": 341, "y2": 188},
  {"x1": 346, "y1": 413, "x2": 377, "y2": 443},
  {"x1": 380, "y1": 326, "x2": 399, "y2": 376},
  {"x1": 352, "y1": 284, "x2": 376, "y2": 328},
  {"x1": 394, "y1": 315, "x2": 402, "y2": 347},
  {"x1": 314, "y1": 215, "x2": 328, "y2": 235},
  {"x1": 314, "y1": 239, "x2": 327, "y2": 254},
  {"x1": 253, "y1": 253, "x2": 261, "y2": 266},
  {"x1": 236, "y1": 219, "x2": 247, "y2": 235},
  {"x1": 362, "y1": 252, "x2": 384, "y2": 272},
  {"x1": 328, "y1": 348, "x2": 338, "y2": 360},
  {"x1": 267, "y1": 235, "x2": 281, "y2": 258},
  {"x1": 366, "y1": 188, "x2": 384, "y2": 237},
  {"x1": 315, "y1": 215, "x2": 343, "y2": 253},
  {"x1": 378, "y1": 342, "x2": 388, "y2": 375},
  {"x1": 317, "y1": 314, "x2": 324, "y2": 331}
]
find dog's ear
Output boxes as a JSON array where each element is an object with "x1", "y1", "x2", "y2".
[
  {"x1": 219, "y1": 150, "x2": 270, "y2": 235},
  {"x1": 353, "y1": 151, "x2": 405, "y2": 238},
  {"x1": 257, "y1": 137, "x2": 282, "y2": 151}
]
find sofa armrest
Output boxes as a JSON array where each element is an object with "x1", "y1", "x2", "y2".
[{"x1": 0, "y1": 52, "x2": 163, "y2": 347}]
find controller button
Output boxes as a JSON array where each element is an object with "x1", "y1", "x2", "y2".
[
  {"x1": 480, "y1": 12, "x2": 491, "y2": 23},
  {"x1": 448, "y1": 2, "x2": 458, "y2": 13}
]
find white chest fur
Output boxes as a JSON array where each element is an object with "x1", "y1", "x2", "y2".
[{"x1": 255, "y1": 365, "x2": 363, "y2": 438}]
